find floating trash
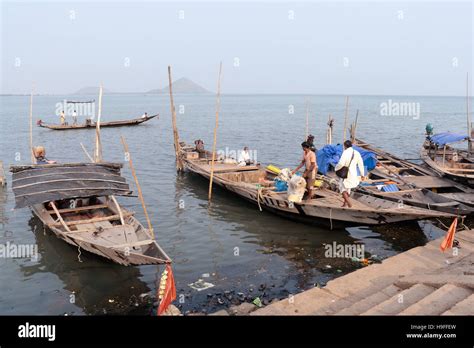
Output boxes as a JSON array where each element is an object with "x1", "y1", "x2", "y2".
[
  {"x1": 252, "y1": 297, "x2": 263, "y2": 307},
  {"x1": 188, "y1": 279, "x2": 215, "y2": 291}
]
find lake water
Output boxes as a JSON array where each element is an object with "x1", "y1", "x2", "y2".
[{"x1": 0, "y1": 93, "x2": 470, "y2": 315}]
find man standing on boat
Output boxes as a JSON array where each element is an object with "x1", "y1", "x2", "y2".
[
  {"x1": 335, "y1": 140, "x2": 365, "y2": 208},
  {"x1": 60, "y1": 110, "x2": 66, "y2": 125},
  {"x1": 72, "y1": 110, "x2": 78, "y2": 125},
  {"x1": 292, "y1": 141, "x2": 317, "y2": 200}
]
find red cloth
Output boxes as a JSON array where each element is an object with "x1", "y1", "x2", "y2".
[
  {"x1": 440, "y1": 218, "x2": 457, "y2": 252},
  {"x1": 157, "y1": 264, "x2": 176, "y2": 316}
]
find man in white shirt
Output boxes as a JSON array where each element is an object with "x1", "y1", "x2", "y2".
[
  {"x1": 237, "y1": 146, "x2": 252, "y2": 166},
  {"x1": 335, "y1": 140, "x2": 366, "y2": 208},
  {"x1": 72, "y1": 110, "x2": 78, "y2": 125}
]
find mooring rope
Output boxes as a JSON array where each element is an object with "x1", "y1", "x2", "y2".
[
  {"x1": 257, "y1": 186, "x2": 263, "y2": 212},
  {"x1": 77, "y1": 244, "x2": 83, "y2": 263}
]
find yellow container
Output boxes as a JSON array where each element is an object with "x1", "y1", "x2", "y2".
[
  {"x1": 314, "y1": 180, "x2": 323, "y2": 187},
  {"x1": 266, "y1": 164, "x2": 281, "y2": 175}
]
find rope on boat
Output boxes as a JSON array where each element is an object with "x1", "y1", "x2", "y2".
[
  {"x1": 257, "y1": 186, "x2": 263, "y2": 212},
  {"x1": 77, "y1": 245, "x2": 83, "y2": 263}
]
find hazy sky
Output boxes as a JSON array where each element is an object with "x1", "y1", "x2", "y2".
[{"x1": 1, "y1": 0, "x2": 473, "y2": 95}]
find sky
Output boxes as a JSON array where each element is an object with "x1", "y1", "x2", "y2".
[{"x1": 0, "y1": 0, "x2": 473, "y2": 95}]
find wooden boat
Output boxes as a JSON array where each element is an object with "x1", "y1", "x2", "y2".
[
  {"x1": 37, "y1": 114, "x2": 158, "y2": 130},
  {"x1": 355, "y1": 138, "x2": 474, "y2": 206},
  {"x1": 420, "y1": 133, "x2": 474, "y2": 186},
  {"x1": 10, "y1": 162, "x2": 171, "y2": 266},
  {"x1": 178, "y1": 142, "x2": 454, "y2": 228}
]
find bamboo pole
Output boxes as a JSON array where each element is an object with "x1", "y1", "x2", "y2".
[
  {"x1": 94, "y1": 85, "x2": 103, "y2": 162},
  {"x1": 168, "y1": 66, "x2": 183, "y2": 171},
  {"x1": 208, "y1": 62, "x2": 223, "y2": 203},
  {"x1": 120, "y1": 136, "x2": 154, "y2": 239},
  {"x1": 305, "y1": 100, "x2": 309, "y2": 139},
  {"x1": 342, "y1": 96, "x2": 349, "y2": 143},
  {"x1": 467, "y1": 73, "x2": 471, "y2": 153},
  {"x1": 351, "y1": 109, "x2": 359, "y2": 142},
  {"x1": 29, "y1": 85, "x2": 35, "y2": 163},
  {"x1": 80, "y1": 143, "x2": 94, "y2": 162}
]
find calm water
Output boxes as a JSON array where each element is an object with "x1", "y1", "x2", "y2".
[{"x1": 0, "y1": 94, "x2": 470, "y2": 315}]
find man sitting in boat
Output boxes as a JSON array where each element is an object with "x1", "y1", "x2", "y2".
[
  {"x1": 60, "y1": 110, "x2": 66, "y2": 125},
  {"x1": 237, "y1": 146, "x2": 253, "y2": 166},
  {"x1": 141, "y1": 112, "x2": 148, "y2": 119},
  {"x1": 33, "y1": 146, "x2": 57, "y2": 164},
  {"x1": 194, "y1": 139, "x2": 206, "y2": 158},
  {"x1": 335, "y1": 140, "x2": 365, "y2": 208},
  {"x1": 291, "y1": 141, "x2": 317, "y2": 200}
]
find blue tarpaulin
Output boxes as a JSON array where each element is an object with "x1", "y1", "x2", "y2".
[
  {"x1": 429, "y1": 132, "x2": 468, "y2": 146},
  {"x1": 317, "y1": 144, "x2": 377, "y2": 175}
]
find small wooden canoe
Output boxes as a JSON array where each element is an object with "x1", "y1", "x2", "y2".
[
  {"x1": 355, "y1": 138, "x2": 474, "y2": 206},
  {"x1": 10, "y1": 163, "x2": 171, "y2": 266},
  {"x1": 38, "y1": 114, "x2": 158, "y2": 130},
  {"x1": 179, "y1": 142, "x2": 454, "y2": 228}
]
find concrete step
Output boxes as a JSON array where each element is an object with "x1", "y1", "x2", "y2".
[
  {"x1": 399, "y1": 284, "x2": 472, "y2": 315},
  {"x1": 442, "y1": 293, "x2": 474, "y2": 315},
  {"x1": 312, "y1": 280, "x2": 401, "y2": 315},
  {"x1": 362, "y1": 284, "x2": 436, "y2": 315},
  {"x1": 336, "y1": 284, "x2": 402, "y2": 315}
]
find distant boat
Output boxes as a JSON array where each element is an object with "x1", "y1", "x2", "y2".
[
  {"x1": 420, "y1": 132, "x2": 474, "y2": 186},
  {"x1": 37, "y1": 114, "x2": 158, "y2": 130}
]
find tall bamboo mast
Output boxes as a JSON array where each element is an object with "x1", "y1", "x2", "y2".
[
  {"x1": 467, "y1": 73, "x2": 472, "y2": 154},
  {"x1": 342, "y1": 96, "x2": 349, "y2": 143},
  {"x1": 29, "y1": 85, "x2": 35, "y2": 163},
  {"x1": 168, "y1": 66, "x2": 183, "y2": 171},
  {"x1": 121, "y1": 136, "x2": 155, "y2": 239},
  {"x1": 94, "y1": 85, "x2": 103, "y2": 162},
  {"x1": 208, "y1": 62, "x2": 223, "y2": 203}
]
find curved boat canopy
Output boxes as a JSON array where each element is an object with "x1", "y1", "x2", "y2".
[
  {"x1": 10, "y1": 162, "x2": 132, "y2": 208},
  {"x1": 429, "y1": 132, "x2": 468, "y2": 147}
]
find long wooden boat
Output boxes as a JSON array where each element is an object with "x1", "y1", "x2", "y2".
[
  {"x1": 37, "y1": 114, "x2": 158, "y2": 130},
  {"x1": 355, "y1": 138, "x2": 474, "y2": 206},
  {"x1": 10, "y1": 162, "x2": 171, "y2": 266},
  {"x1": 178, "y1": 142, "x2": 453, "y2": 228},
  {"x1": 420, "y1": 134, "x2": 474, "y2": 186}
]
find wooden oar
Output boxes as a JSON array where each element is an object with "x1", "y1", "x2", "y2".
[
  {"x1": 208, "y1": 62, "x2": 223, "y2": 203},
  {"x1": 120, "y1": 136, "x2": 155, "y2": 239}
]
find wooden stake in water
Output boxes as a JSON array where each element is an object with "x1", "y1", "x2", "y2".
[
  {"x1": 120, "y1": 136, "x2": 155, "y2": 239},
  {"x1": 343, "y1": 96, "x2": 349, "y2": 143},
  {"x1": 29, "y1": 85, "x2": 35, "y2": 163},
  {"x1": 467, "y1": 73, "x2": 472, "y2": 153},
  {"x1": 94, "y1": 85, "x2": 103, "y2": 162},
  {"x1": 208, "y1": 62, "x2": 223, "y2": 203},
  {"x1": 168, "y1": 66, "x2": 183, "y2": 171}
]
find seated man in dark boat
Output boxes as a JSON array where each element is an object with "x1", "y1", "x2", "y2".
[
  {"x1": 194, "y1": 139, "x2": 206, "y2": 158},
  {"x1": 33, "y1": 146, "x2": 57, "y2": 164},
  {"x1": 237, "y1": 146, "x2": 253, "y2": 166},
  {"x1": 141, "y1": 112, "x2": 148, "y2": 119}
]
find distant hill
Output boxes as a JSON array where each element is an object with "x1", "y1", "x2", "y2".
[
  {"x1": 147, "y1": 78, "x2": 211, "y2": 94},
  {"x1": 74, "y1": 86, "x2": 113, "y2": 95}
]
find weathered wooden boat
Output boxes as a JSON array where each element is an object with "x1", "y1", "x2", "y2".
[
  {"x1": 37, "y1": 114, "x2": 158, "y2": 130},
  {"x1": 420, "y1": 132, "x2": 474, "y2": 186},
  {"x1": 355, "y1": 138, "x2": 474, "y2": 206},
  {"x1": 178, "y1": 142, "x2": 454, "y2": 228},
  {"x1": 10, "y1": 162, "x2": 171, "y2": 266}
]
